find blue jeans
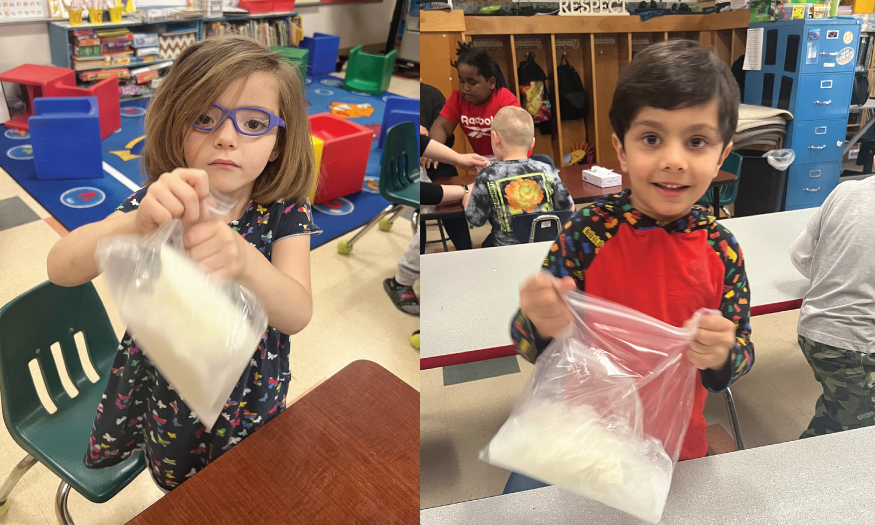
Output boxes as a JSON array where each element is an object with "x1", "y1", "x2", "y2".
[{"x1": 503, "y1": 472, "x2": 550, "y2": 494}]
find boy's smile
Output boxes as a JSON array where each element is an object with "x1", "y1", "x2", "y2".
[{"x1": 612, "y1": 101, "x2": 732, "y2": 223}]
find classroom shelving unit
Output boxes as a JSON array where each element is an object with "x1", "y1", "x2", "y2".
[{"x1": 421, "y1": 10, "x2": 750, "y2": 166}]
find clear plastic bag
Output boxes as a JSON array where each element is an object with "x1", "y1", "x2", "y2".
[
  {"x1": 481, "y1": 292, "x2": 711, "y2": 523},
  {"x1": 95, "y1": 190, "x2": 268, "y2": 432},
  {"x1": 762, "y1": 149, "x2": 795, "y2": 170}
]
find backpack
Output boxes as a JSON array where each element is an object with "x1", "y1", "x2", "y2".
[
  {"x1": 556, "y1": 55, "x2": 587, "y2": 121},
  {"x1": 518, "y1": 52, "x2": 553, "y2": 135},
  {"x1": 852, "y1": 70, "x2": 869, "y2": 106}
]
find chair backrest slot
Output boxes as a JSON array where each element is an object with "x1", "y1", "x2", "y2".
[
  {"x1": 74, "y1": 331, "x2": 101, "y2": 384},
  {"x1": 27, "y1": 358, "x2": 58, "y2": 414},
  {"x1": 50, "y1": 342, "x2": 79, "y2": 399}
]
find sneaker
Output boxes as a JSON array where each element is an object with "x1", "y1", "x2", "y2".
[{"x1": 383, "y1": 277, "x2": 420, "y2": 316}]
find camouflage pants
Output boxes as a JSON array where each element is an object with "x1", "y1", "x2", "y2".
[{"x1": 798, "y1": 335, "x2": 875, "y2": 439}]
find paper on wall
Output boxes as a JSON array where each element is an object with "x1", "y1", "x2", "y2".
[{"x1": 743, "y1": 27, "x2": 764, "y2": 71}]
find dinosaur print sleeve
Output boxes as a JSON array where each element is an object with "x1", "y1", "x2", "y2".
[
  {"x1": 700, "y1": 222, "x2": 755, "y2": 392},
  {"x1": 510, "y1": 204, "x2": 606, "y2": 363}
]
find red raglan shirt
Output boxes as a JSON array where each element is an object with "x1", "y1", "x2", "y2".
[
  {"x1": 440, "y1": 87, "x2": 521, "y2": 157},
  {"x1": 510, "y1": 190, "x2": 754, "y2": 460}
]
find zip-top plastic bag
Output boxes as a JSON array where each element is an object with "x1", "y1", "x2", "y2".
[
  {"x1": 95, "y1": 190, "x2": 268, "y2": 432},
  {"x1": 482, "y1": 291, "x2": 712, "y2": 523}
]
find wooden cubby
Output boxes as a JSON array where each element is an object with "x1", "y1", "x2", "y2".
[{"x1": 422, "y1": 10, "x2": 751, "y2": 165}]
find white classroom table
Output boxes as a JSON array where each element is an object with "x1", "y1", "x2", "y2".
[
  {"x1": 420, "y1": 208, "x2": 817, "y2": 370},
  {"x1": 420, "y1": 425, "x2": 875, "y2": 524}
]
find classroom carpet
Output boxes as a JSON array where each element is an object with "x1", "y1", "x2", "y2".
[{"x1": 0, "y1": 74, "x2": 412, "y2": 249}]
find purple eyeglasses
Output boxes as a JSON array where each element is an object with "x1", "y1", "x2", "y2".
[{"x1": 191, "y1": 103, "x2": 286, "y2": 137}]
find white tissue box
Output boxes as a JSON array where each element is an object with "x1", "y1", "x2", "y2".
[{"x1": 582, "y1": 166, "x2": 621, "y2": 188}]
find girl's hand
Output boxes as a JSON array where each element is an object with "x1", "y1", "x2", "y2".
[
  {"x1": 685, "y1": 314, "x2": 735, "y2": 370},
  {"x1": 184, "y1": 220, "x2": 249, "y2": 281},
  {"x1": 420, "y1": 125, "x2": 429, "y2": 137},
  {"x1": 420, "y1": 156, "x2": 438, "y2": 170},
  {"x1": 136, "y1": 168, "x2": 210, "y2": 234}
]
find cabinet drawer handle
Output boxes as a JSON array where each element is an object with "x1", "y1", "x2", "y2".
[
  {"x1": 821, "y1": 80, "x2": 833, "y2": 88},
  {"x1": 803, "y1": 187, "x2": 821, "y2": 193},
  {"x1": 809, "y1": 145, "x2": 827, "y2": 150},
  {"x1": 820, "y1": 52, "x2": 839, "y2": 56},
  {"x1": 809, "y1": 170, "x2": 821, "y2": 178},
  {"x1": 815, "y1": 127, "x2": 827, "y2": 134},
  {"x1": 813, "y1": 100, "x2": 832, "y2": 105}
]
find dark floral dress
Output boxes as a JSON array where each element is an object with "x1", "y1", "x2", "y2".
[{"x1": 84, "y1": 186, "x2": 321, "y2": 490}]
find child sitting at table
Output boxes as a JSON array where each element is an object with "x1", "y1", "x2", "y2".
[
  {"x1": 505, "y1": 40, "x2": 755, "y2": 492},
  {"x1": 462, "y1": 106, "x2": 574, "y2": 248},
  {"x1": 789, "y1": 176, "x2": 875, "y2": 439}
]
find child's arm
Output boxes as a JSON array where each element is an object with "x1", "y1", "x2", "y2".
[
  {"x1": 47, "y1": 169, "x2": 209, "y2": 287},
  {"x1": 698, "y1": 225, "x2": 755, "y2": 392},
  {"x1": 551, "y1": 171, "x2": 575, "y2": 212},
  {"x1": 428, "y1": 116, "x2": 457, "y2": 150}
]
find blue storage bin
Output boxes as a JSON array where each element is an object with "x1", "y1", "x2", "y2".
[
  {"x1": 30, "y1": 96, "x2": 103, "y2": 181},
  {"x1": 301, "y1": 33, "x2": 340, "y2": 76},
  {"x1": 379, "y1": 96, "x2": 419, "y2": 148}
]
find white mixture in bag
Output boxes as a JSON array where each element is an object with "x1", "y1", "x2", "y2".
[
  {"x1": 124, "y1": 245, "x2": 261, "y2": 430},
  {"x1": 485, "y1": 397, "x2": 673, "y2": 523}
]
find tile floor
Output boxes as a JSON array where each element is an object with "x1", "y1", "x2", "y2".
[{"x1": 0, "y1": 73, "x2": 420, "y2": 524}]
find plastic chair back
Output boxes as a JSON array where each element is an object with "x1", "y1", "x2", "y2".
[
  {"x1": 697, "y1": 152, "x2": 743, "y2": 207},
  {"x1": 380, "y1": 121, "x2": 420, "y2": 208},
  {"x1": 379, "y1": 96, "x2": 419, "y2": 147},
  {"x1": 343, "y1": 46, "x2": 397, "y2": 95},
  {"x1": 511, "y1": 210, "x2": 573, "y2": 244},
  {"x1": 0, "y1": 281, "x2": 145, "y2": 502}
]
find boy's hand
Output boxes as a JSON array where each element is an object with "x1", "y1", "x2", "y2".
[
  {"x1": 519, "y1": 274, "x2": 578, "y2": 340},
  {"x1": 135, "y1": 168, "x2": 210, "y2": 234},
  {"x1": 185, "y1": 220, "x2": 249, "y2": 281},
  {"x1": 685, "y1": 314, "x2": 735, "y2": 370}
]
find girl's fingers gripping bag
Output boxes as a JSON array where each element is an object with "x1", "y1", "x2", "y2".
[
  {"x1": 482, "y1": 292, "x2": 710, "y2": 524},
  {"x1": 95, "y1": 191, "x2": 268, "y2": 432}
]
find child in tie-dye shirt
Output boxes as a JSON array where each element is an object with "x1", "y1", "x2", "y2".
[{"x1": 47, "y1": 36, "x2": 321, "y2": 491}]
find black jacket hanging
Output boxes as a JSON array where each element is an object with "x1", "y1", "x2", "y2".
[
  {"x1": 518, "y1": 52, "x2": 553, "y2": 135},
  {"x1": 556, "y1": 54, "x2": 587, "y2": 122}
]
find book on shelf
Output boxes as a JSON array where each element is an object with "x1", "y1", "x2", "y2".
[
  {"x1": 73, "y1": 45, "x2": 102, "y2": 58},
  {"x1": 104, "y1": 50, "x2": 134, "y2": 66},
  {"x1": 72, "y1": 56, "x2": 105, "y2": 71},
  {"x1": 80, "y1": 68, "x2": 130, "y2": 82},
  {"x1": 867, "y1": 35, "x2": 874, "y2": 71}
]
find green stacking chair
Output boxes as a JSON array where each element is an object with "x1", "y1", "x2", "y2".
[
  {"x1": 338, "y1": 121, "x2": 420, "y2": 255},
  {"x1": 342, "y1": 46, "x2": 397, "y2": 96},
  {"x1": 0, "y1": 281, "x2": 145, "y2": 523},
  {"x1": 697, "y1": 151, "x2": 742, "y2": 219},
  {"x1": 270, "y1": 45, "x2": 309, "y2": 79}
]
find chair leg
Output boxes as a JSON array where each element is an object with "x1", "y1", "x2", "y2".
[
  {"x1": 721, "y1": 206, "x2": 732, "y2": 219},
  {"x1": 345, "y1": 204, "x2": 399, "y2": 249},
  {"x1": 723, "y1": 387, "x2": 744, "y2": 451},
  {"x1": 411, "y1": 210, "x2": 419, "y2": 234},
  {"x1": 386, "y1": 206, "x2": 404, "y2": 225},
  {"x1": 55, "y1": 481, "x2": 75, "y2": 525},
  {"x1": 436, "y1": 219, "x2": 449, "y2": 252},
  {"x1": 0, "y1": 454, "x2": 38, "y2": 516}
]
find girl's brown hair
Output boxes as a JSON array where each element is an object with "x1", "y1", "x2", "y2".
[{"x1": 143, "y1": 35, "x2": 314, "y2": 205}]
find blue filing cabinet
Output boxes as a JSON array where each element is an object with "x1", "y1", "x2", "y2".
[{"x1": 744, "y1": 18, "x2": 861, "y2": 210}]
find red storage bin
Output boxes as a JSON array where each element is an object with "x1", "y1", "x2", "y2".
[
  {"x1": 308, "y1": 113, "x2": 375, "y2": 204},
  {"x1": 238, "y1": 0, "x2": 295, "y2": 13}
]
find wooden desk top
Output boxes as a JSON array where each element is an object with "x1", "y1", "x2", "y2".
[
  {"x1": 128, "y1": 360, "x2": 419, "y2": 525},
  {"x1": 422, "y1": 163, "x2": 737, "y2": 219}
]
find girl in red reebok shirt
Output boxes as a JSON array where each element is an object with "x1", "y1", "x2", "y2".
[{"x1": 427, "y1": 43, "x2": 521, "y2": 159}]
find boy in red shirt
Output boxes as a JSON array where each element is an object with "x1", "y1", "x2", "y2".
[
  {"x1": 428, "y1": 42, "x2": 521, "y2": 158},
  {"x1": 506, "y1": 40, "x2": 754, "y2": 493}
]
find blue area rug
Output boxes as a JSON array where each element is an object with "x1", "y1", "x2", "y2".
[{"x1": 0, "y1": 74, "x2": 413, "y2": 250}]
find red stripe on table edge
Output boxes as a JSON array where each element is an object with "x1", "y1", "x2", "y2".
[
  {"x1": 420, "y1": 345, "x2": 517, "y2": 370},
  {"x1": 419, "y1": 301, "x2": 802, "y2": 370},
  {"x1": 750, "y1": 299, "x2": 802, "y2": 317}
]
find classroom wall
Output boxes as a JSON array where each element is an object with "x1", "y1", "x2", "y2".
[{"x1": 0, "y1": 2, "x2": 395, "y2": 98}]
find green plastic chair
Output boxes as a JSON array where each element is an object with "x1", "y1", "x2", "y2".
[
  {"x1": 697, "y1": 151, "x2": 742, "y2": 219},
  {"x1": 338, "y1": 121, "x2": 420, "y2": 254},
  {"x1": 342, "y1": 46, "x2": 397, "y2": 96},
  {"x1": 270, "y1": 45, "x2": 309, "y2": 79},
  {"x1": 0, "y1": 281, "x2": 145, "y2": 523}
]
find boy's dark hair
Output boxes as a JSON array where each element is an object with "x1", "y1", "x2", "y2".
[
  {"x1": 609, "y1": 40, "x2": 739, "y2": 146},
  {"x1": 451, "y1": 42, "x2": 503, "y2": 89}
]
